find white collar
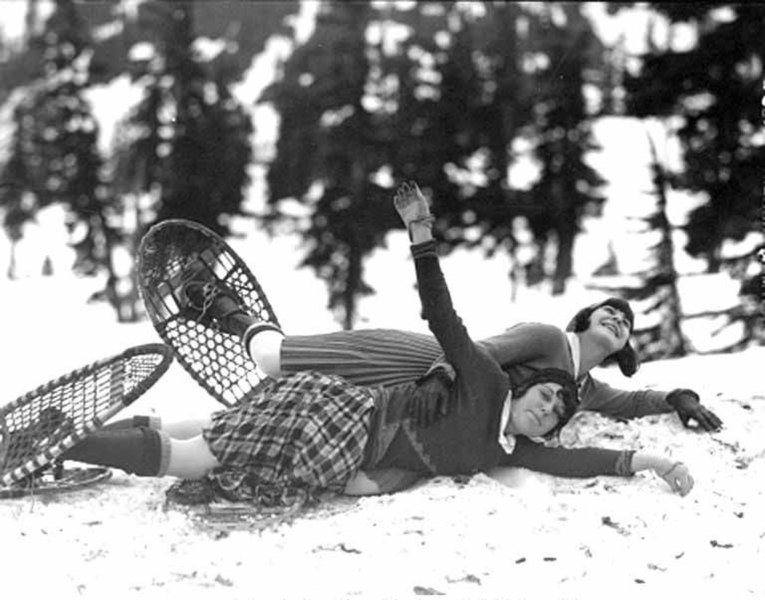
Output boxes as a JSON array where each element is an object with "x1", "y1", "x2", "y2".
[
  {"x1": 498, "y1": 391, "x2": 517, "y2": 454},
  {"x1": 566, "y1": 332, "x2": 581, "y2": 380}
]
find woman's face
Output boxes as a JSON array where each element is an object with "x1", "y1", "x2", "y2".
[
  {"x1": 506, "y1": 382, "x2": 567, "y2": 438},
  {"x1": 585, "y1": 305, "x2": 631, "y2": 353}
]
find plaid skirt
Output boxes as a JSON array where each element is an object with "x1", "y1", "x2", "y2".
[{"x1": 202, "y1": 371, "x2": 376, "y2": 501}]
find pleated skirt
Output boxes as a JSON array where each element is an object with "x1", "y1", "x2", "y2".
[{"x1": 280, "y1": 329, "x2": 442, "y2": 387}]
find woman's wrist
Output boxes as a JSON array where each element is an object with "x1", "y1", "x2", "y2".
[
  {"x1": 630, "y1": 453, "x2": 673, "y2": 474},
  {"x1": 408, "y1": 217, "x2": 434, "y2": 244}
]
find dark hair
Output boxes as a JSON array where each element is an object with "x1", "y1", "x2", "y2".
[
  {"x1": 566, "y1": 297, "x2": 639, "y2": 377},
  {"x1": 511, "y1": 368, "x2": 579, "y2": 437}
]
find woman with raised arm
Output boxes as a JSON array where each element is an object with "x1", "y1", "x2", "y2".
[{"x1": 64, "y1": 181, "x2": 693, "y2": 500}]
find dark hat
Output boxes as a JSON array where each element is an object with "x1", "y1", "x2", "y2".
[
  {"x1": 566, "y1": 297, "x2": 639, "y2": 377},
  {"x1": 511, "y1": 368, "x2": 579, "y2": 436}
]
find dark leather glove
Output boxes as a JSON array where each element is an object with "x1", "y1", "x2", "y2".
[
  {"x1": 408, "y1": 370, "x2": 453, "y2": 428},
  {"x1": 665, "y1": 388, "x2": 723, "y2": 431}
]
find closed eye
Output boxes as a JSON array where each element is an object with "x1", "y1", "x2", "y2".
[{"x1": 541, "y1": 385, "x2": 566, "y2": 419}]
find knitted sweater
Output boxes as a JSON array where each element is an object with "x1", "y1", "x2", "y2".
[
  {"x1": 362, "y1": 240, "x2": 633, "y2": 479},
  {"x1": 426, "y1": 323, "x2": 673, "y2": 419}
]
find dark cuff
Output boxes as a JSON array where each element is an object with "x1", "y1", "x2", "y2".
[
  {"x1": 411, "y1": 239, "x2": 437, "y2": 260},
  {"x1": 615, "y1": 449, "x2": 637, "y2": 477},
  {"x1": 665, "y1": 388, "x2": 699, "y2": 408}
]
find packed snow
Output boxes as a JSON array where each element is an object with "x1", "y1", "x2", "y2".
[
  {"x1": 0, "y1": 252, "x2": 762, "y2": 600},
  {"x1": 1, "y1": 4, "x2": 761, "y2": 597}
]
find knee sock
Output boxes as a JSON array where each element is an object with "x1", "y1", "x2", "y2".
[
  {"x1": 101, "y1": 415, "x2": 162, "y2": 431},
  {"x1": 244, "y1": 324, "x2": 284, "y2": 376},
  {"x1": 62, "y1": 427, "x2": 171, "y2": 477}
]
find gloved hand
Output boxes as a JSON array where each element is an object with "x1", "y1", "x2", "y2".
[
  {"x1": 657, "y1": 461, "x2": 694, "y2": 496},
  {"x1": 394, "y1": 181, "x2": 433, "y2": 237},
  {"x1": 666, "y1": 388, "x2": 723, "y2": 431},
  {"x1": 408, "y1": 371, "x2": 453, "y2": 428}
]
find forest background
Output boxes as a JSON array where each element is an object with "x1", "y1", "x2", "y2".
[{"x1": 0, "y1": 0, "x2": 762, "y2": 363}]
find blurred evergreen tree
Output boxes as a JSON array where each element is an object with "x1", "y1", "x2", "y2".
[
  {"x1": 263, "y1": 1, "x2": 611, "y2": 326},
  {"x1": 403, "y1": 3, "x2": 530, "y2": 265},
  {"x1": 0, "y1": 0, "x2": 299, "y2": 101},
  {"x1": 0, "y1": 0, "x2": 113, "y2": 278},
  {"x1": 0, "y1": 92, "x2": 38, "y2": 280},
  {"x1": 522, "y1": 4, "x2": 607, "y2": 295},
  {"x1": 263, "y1": 1, "x2": 399, "y2": 328},
  {"x1": 115, "y1": 0, "x2": 253, "y2": 236},
  {"x1": 0, "y1": 179, "x2": 35, "y2": 280},
  {"x1": 598, "y1": 135, "x2": 689, "y2": 360},
  {"x1": 621, "y1": 3, "x2": 764, "y2": 349}
]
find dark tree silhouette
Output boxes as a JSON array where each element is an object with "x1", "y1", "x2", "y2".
[
  {"x1": 623, "y1": 4, "x2": 763, "y2": 272},
  {"x1": 618, "y1": 2, "x2": 764, "y2": 352},
  {"x1": 262, "y1": 2, "x2": 609, "y2": 326},
  {"x1": 114, "y1": 0, "x2": 253, "y2": 236},
  {"x1": 263, "y1": 2, "x2": 399, "y2": 328},
  {"x1": 0, "y1": 0, "x2": 112, "y2": 279},
  {"x1": 522, "y1": 4, "x2": 607, "y2": 295}
]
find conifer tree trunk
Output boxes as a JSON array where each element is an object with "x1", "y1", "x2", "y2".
[
  {"x1": 648, "y1": 134, "x2": 686, "y2": 357},
  {"x1": 7, "y1": 239, "x2": 18, "y2": 280}
]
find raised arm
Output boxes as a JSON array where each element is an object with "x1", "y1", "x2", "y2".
[{"x1": 393, "y1": 182, "x2": 490, "y2": 380}]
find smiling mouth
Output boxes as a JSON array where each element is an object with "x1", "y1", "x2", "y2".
[{"x1": 603, "y1": 322, "x2": 619, "y2": 337}]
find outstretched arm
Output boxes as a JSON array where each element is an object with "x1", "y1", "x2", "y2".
[
  {"x1": 578, "y1": 375, "x2": 673, "y2": 419},
  {"x1": 580, "y1": 377, "x2": 723, "y2": 431},
  {"x1": 504, "y1": 437, "x2": 693, "y2": 496}
]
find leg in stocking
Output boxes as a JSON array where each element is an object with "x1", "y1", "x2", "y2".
[
  {"x1": 62, "y1": 427, "x2": 171, "y2": 476},
  {"x1": 165, "y1": 435, "x2": 219, "y2": 479},
  {"x1": 244, "y1": 325, "x2": 285, "y2": 378}
]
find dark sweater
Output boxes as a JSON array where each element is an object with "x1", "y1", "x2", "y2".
[
  {"x1": 363, "y1": 240, "x2": 508, "y2": 475},
  {"x1": 362, "y1": 239, "x2": 633, "y2": 479}
]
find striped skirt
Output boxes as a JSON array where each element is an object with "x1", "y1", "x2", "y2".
[
  {"x1": 202, "y1": 371, "x2": 376, "y2": 501},
  {"x1": 280, "y1": 329, "x2": 442, "y2": 388}
]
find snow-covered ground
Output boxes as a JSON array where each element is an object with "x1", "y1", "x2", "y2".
[
  {"x1": 0, "y1": 265, "x2": 763, "y2": 600},
  {"x1": 1, "y1": 4, "x2": 761, "y2": 596}
]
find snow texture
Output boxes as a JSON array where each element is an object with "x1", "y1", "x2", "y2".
[{"x1": 0, "y1": 277, "x2": 763, "y2": 600}]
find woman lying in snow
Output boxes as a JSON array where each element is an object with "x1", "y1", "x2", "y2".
[
  {"x1": 63, "y1": 182, "x2": 694, "y2": 500},
  {"x1": 233, "y1": 298, "x2": 720, "y2": 433},
  {"x1": 215, "y1": 256, "x2": 720, "y2": 431}
]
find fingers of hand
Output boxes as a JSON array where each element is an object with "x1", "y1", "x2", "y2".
[
  {"x1": 414, "y1": 396, "x2": 426, "y2": 427},
  {"x1": 422, "y1": 398, "x2": 434, "y2": 428},
  {"x1": 439, "y1": 394, "x2": 449, "y2": 416},
  {"x1": 685, "y1": 408, "x2": 723, "y2": 432},
  {"x1": 393, "y1": 184, "x2": 409, "y2": 210},
  {"x1": 395, "y1": 181, "x2": 425, "y2": 208},
  {"x1": 395, "y1": 181, "x2": 416, "y2": 203},
  {"x1": 666, "y1": 466, "x2": 693, "y2": 496},
  {"x1": 675, "y1": 473, "x2": 693, "y2": 496},
  {"x1": 417, "y1": 396, "x2": 433, "y2": 428},
  {"x1": 701, "y1": 409, "x2": 723, "y2": 431}
]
